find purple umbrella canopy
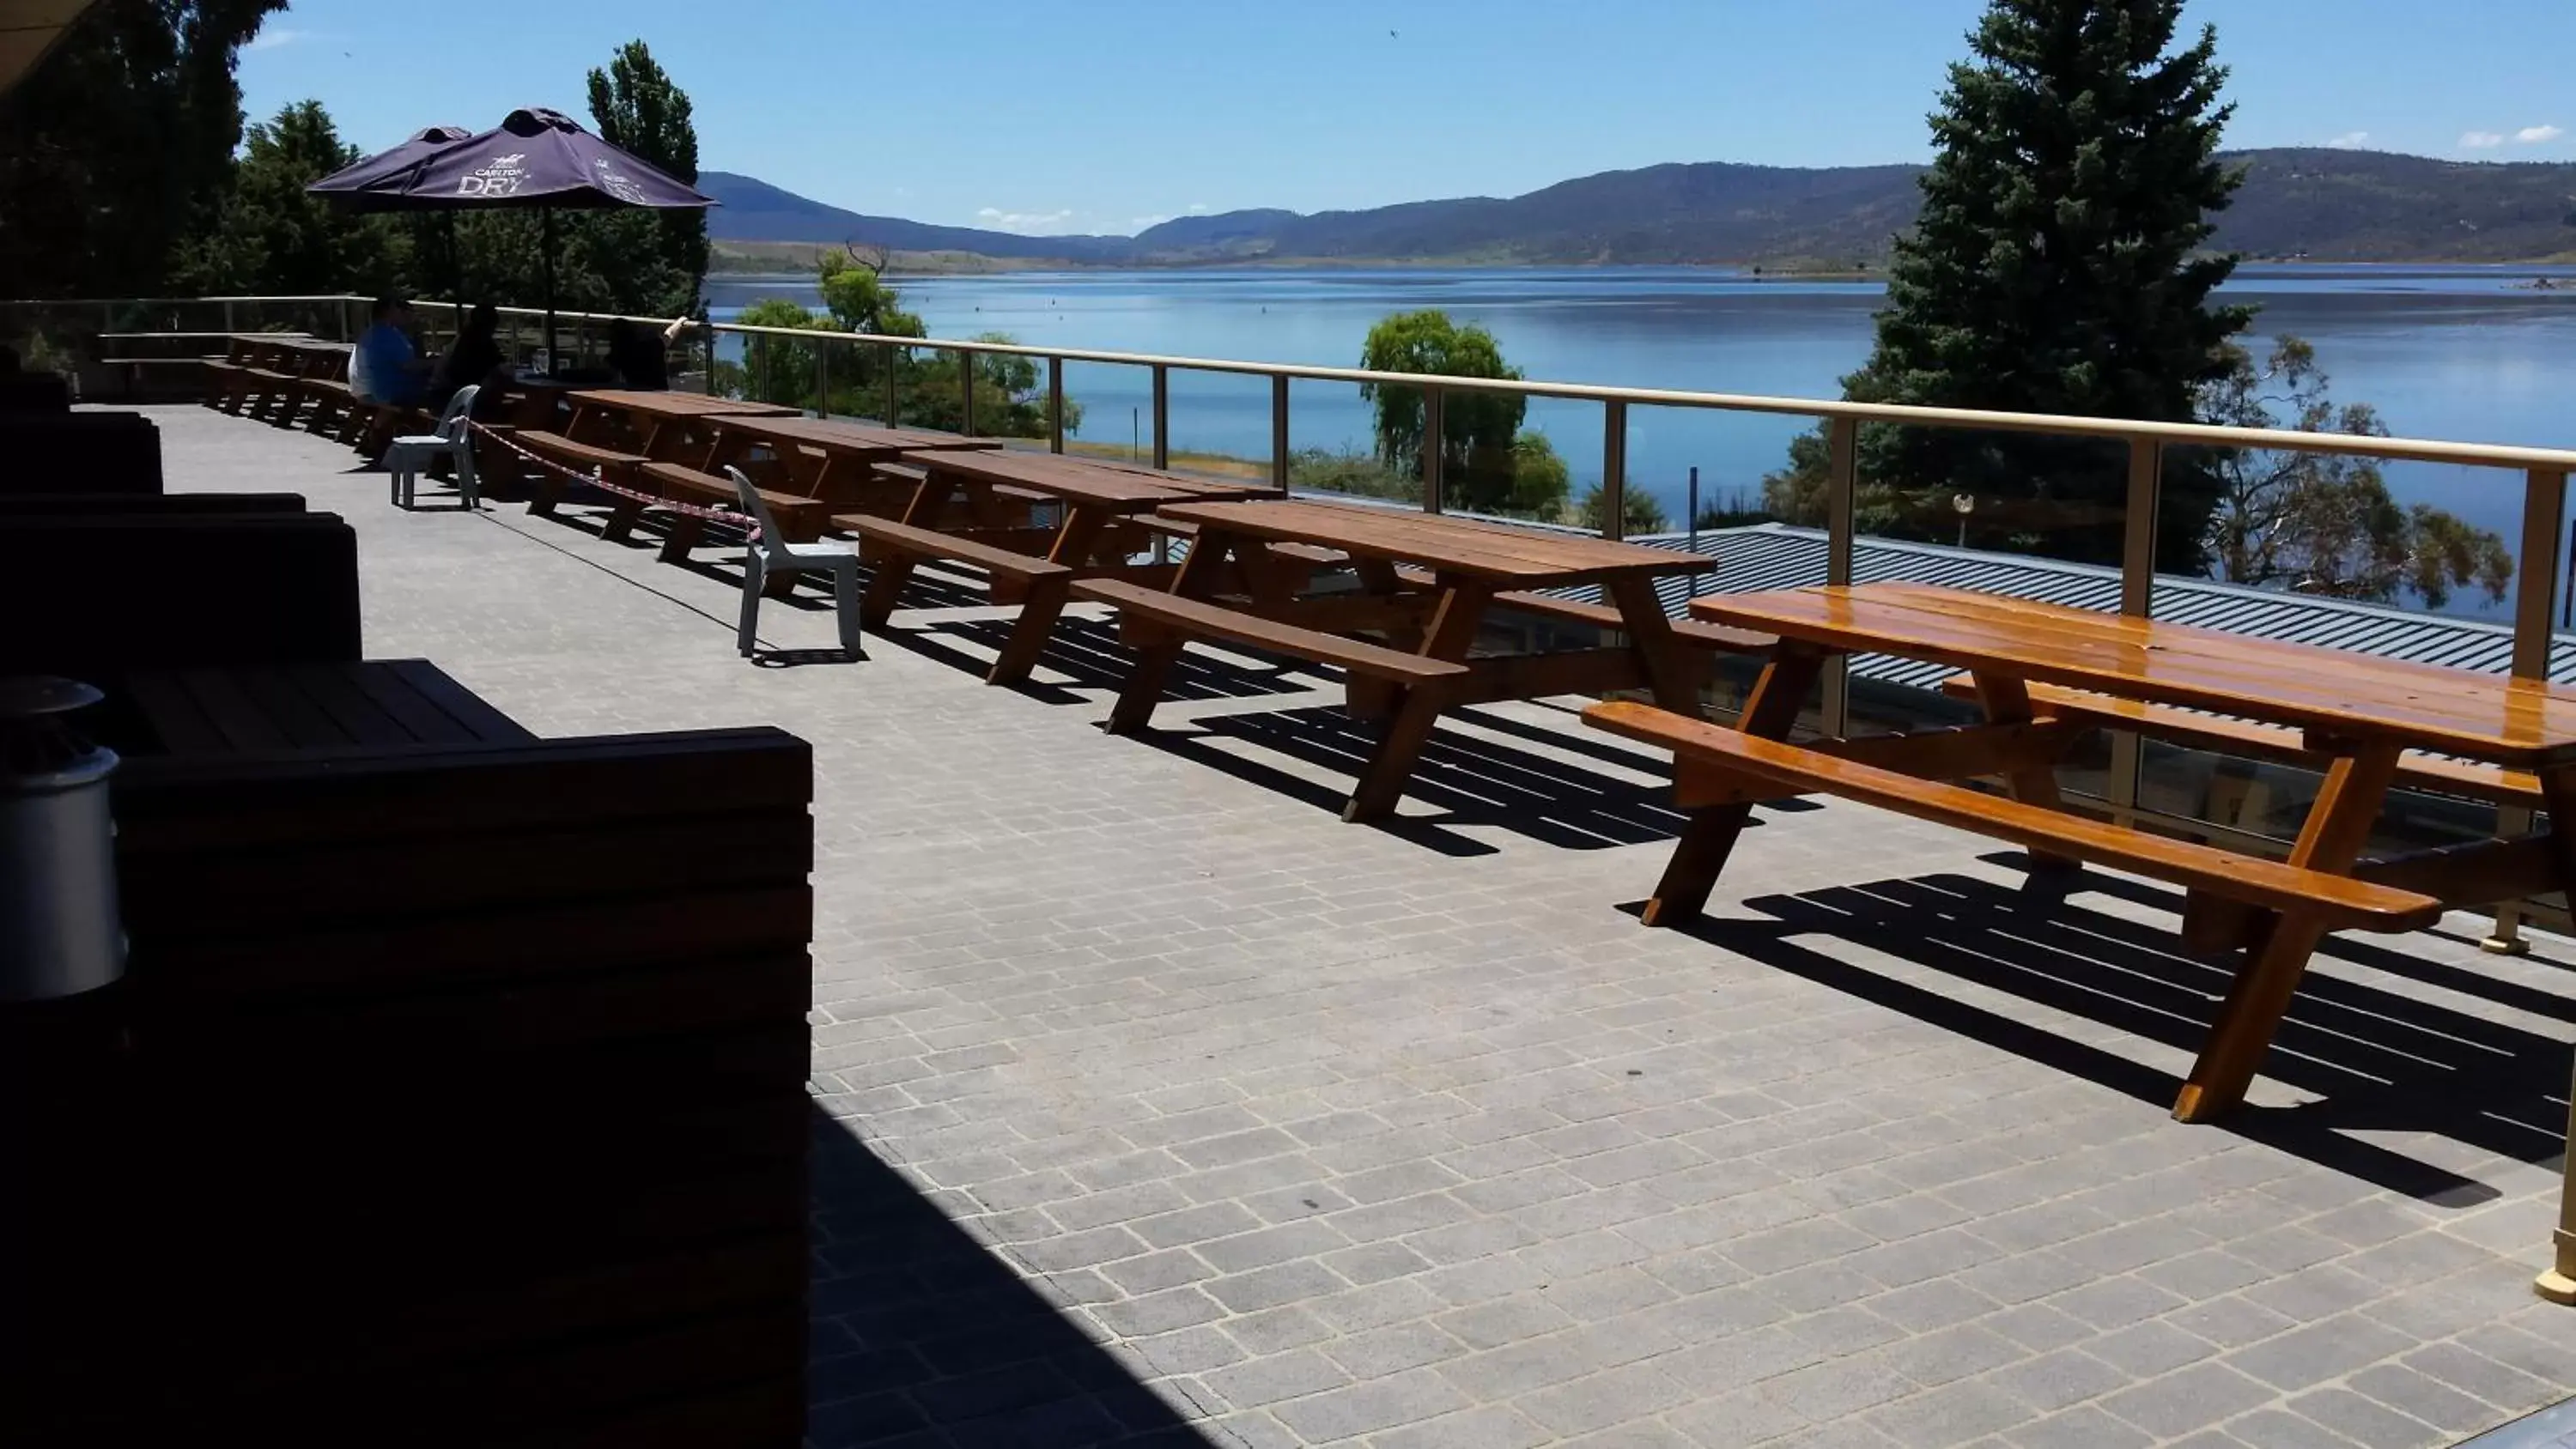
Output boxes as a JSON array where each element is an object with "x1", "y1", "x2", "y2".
[
  {"x1": 305, "y1": 124, "x2": 476, "y2": 209},
  {"x1": 328, "y1": 107, "x2": 714, "y2": 211},
  {"x1": 307, "y1": 107, "x2": 715, "y2": 374}
]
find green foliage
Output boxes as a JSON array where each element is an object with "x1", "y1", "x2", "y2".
[
  {"x1": 723, "y1": 288, "x2": 1069, "y2": 440},
  {"x1": 1286, "y1": 448, "x2": 1419, "y2": 503},
  {"x1": 1575, "y1": 482, "x2": 1671, "y2": 535},
  {"x1": 0, "y1": 0, "x2": 289, "y2": 297},
  {"x1": 580, "y1": 40, "x2": 708, "y2": 317},
  {"x1": 1358, "y1": 311, "x2": 1530, "y2": 513},
  {"x1": 2200, "y1": 335, "x2": 2510, "y2": 608},
  {"x1": 1768, "y1": 0, "x2": 2251, "y2": 571},
  {"x1": 1505, "y1": 431, "x2": 1574, "y2": 520},
  {"x1": 178, "y1": 101, "x2": 410, "y2": 294},
  {"x1": 817, "y1": 252, "x2": 926, "y2": 336},
  {"x1": 902, "y1": 335, "x2": 1076, "y2": 438}
]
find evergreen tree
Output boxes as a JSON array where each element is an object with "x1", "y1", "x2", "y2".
[
  {"x1": 0, "y1": 0, "x2": 288, "y2": 297},
  {"x1": 1766, "y1": 0, "x2": 2250, "y2": 571},
  {"x1": 181, "y1": 101, "x2": 411, "y2": 295},
  {"x1": 582, "y1": 40, "x2": 708, "y2": 316}
]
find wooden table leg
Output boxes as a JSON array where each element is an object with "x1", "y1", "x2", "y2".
[
  {"x1": 1608, "y1": 576, "x2": 1710, "y2": 717},
  {"x1": 1972, "y1": 672, "x2": 2076, "y2": 870},
  {"x1": 988, "y1": 507, "x2": 1108, "y2": 686},
  {"x1": 1343, "y1": 580, "x2": 1493, "y2": 823},
  {"x1": 859, "y1": 475, "x2": 945, "y2": 627},
  {"x1": 1642, "y1": 646, "x2": 1826, "y2": 926},
  {"x1": 2172, "y1": 740, "x2": 2402, "y2": 1122},
  {"x1": 1107, "y1": 530, "x2": 1234, "y2": 734},
  {"x1": 1346, "y1": 558, "x2": 1419, "y2": 719}
]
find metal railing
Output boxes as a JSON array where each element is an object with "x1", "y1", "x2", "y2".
[
  {"x1": 15, "y1": 287, "x2": 2576, "y2": 1296},
  {"x1": 18, "y1": 289, "x2": 2576, "y2": 857}
]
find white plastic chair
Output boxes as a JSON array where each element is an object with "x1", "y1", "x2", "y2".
[
  {"x1": 728, "y1": 465, "x2": 863, "y2": 660},
  {"x1": 386, "y1": 385, "x2": 481, "y2": 511}
]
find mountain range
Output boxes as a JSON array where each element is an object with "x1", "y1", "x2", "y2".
[{"x1": 702, "y1": 149, "x2": 2576, "y2": 269}]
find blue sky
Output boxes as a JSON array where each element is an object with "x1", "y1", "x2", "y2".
[{"x1": 240, "y1": 0, "x2": 2575, "y2": 236}]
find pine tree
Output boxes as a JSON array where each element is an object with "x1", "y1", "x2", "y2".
[
  {"x1": 1769, "y1": 0, "x2": 2251, "y2": 570},
  {"x1": 582, "y1": 40, "x2": 708, "y2": 316}
]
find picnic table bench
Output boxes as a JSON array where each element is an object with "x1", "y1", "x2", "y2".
[
  {"x1": 1586, "y1": 580, "x2": 2576, "y2": 1122},
  {"x1": 849, "y1": 448, "x2": 1282, "y2": 684},
  {"x1": 1081, "y1": 497, "x2": 1756, "y2": 821},
  {"x1": 202, "y1": 332, "x2": 310, "y2": 413}
]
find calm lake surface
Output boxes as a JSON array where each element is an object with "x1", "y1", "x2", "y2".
[{"x1": 708, "y1": 264, "x2": 2576, "y2": 618}]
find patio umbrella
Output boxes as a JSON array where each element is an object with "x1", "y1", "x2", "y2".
[
  {"x1": 306, "y1": 124, "x2": 476, "y2": 201},
  {"x1": 306, "y1": 106, "x2": 715, "y2": 371}
]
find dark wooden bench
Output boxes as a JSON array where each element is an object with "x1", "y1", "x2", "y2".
[
  {"x1": 644, "y1": 460, "x2": 826, "y2": 563},
  {"x1": 0, "y1": 411, "x2": 163, "y2": 496},
  {"x1": 6, "y1": 725, "x2": 814, "y2": 1445},
  {"x1": 1936, "y1": 674, "x2": 2542, "y2": 809},
  {"x1": 0, "y1": 512, "x2": 359, "y2": 675},
  {"x1": 1076, "y1": 577, "x2": 1473, "y2": 732},
  {"x1": 124, "y1": 659, "x2": 534, "y2": 757},
  {"x1": 0, "y1": 491, "x2": 304, "y2": 517},
  {"x1": 1584, "y1": 697, "x2": 2445, "y2": 936}
]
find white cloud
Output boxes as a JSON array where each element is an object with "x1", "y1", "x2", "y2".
[
  {"x1": 2324, "y1": 130, "x2": 2369, "y2": 149},
  {"x1": 1129, "y1": 214, "x2": 1172, "y2": 230},
  {"x1": 973, "y1": 206, "x2": 1079, "y2": 235},
  {"x1": 1186, "y1": 203, "x2": 1211, "y2": 215},
  {"x1": 2460, "y1": 130, "x2": 2506, "y2": 149},
  {"x1": 2515, "y1": 124, "x2": 2566, "y2": 144},
  {"x1": 246, "y1": 27, "x2": 308, "y2": 51}
]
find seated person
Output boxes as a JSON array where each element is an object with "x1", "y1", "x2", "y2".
[
  {"x1": 349, "y1": 296, "x2": 431, "y2": 406},
  {"x1": 428, "y1": 302, "x2": 507, "y2": 416},
  {"x1": 604, "y1": 315, "x2": 696, "y2": 391}
]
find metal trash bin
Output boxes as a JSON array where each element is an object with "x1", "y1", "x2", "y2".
[{"x1": 0, "y1": 676, "x2": 124, "y2": 1002}]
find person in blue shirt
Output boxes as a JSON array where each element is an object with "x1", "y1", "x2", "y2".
[{"x1": 349, "y1": 296, "x2": 429, "y2": 406}]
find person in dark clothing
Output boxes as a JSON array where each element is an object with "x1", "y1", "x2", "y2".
[
  {"x1": 429, "y1": 303, "x2": 505, "y2": 413},
  {"x1": 605, "y1": 315, "x2": 694, "y2": 391}
]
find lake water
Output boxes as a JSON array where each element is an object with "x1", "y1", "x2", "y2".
[{"x1": 706, "y1": 264, "x2": 2576, "y2": 617}]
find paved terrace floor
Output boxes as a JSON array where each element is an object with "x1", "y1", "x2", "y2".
[{"x1": 159, "y1": 404, "x2": 2576, "y2": 1449}]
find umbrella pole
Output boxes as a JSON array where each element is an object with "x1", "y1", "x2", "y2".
[{"x1": 541, "y1": 207, "x2": 559, "y2": 376}]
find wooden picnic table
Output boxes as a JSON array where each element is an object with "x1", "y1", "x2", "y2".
[
  {"x1": 698, "y1": 415, "x2": 998, "y2": 508},
  {"x1": 1090, "y1": 497, "x2": 1721, "y2": 822},
  {"x1": 562, "y1": 389, "x2": 799, "y2": 463},
  {"x1": 1589, "y1": 580, "x2": 2576, "y2": 1122},
  {"x1": 847, "y1": 449, "x2": 1281, "y2": 686}
]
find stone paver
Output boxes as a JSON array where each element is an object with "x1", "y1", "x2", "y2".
[{"x1": 157, "y1": 405, "x2": 2576, "y2": 1446}]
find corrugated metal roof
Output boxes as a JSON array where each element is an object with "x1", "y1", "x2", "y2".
[{"x1": 1564, "y1": 522, "x2": 2576, "y2": 692}]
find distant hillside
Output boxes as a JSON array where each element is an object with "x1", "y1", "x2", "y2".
[
  {"x1": 705, "y1": 149, "x2": 2576, "y2": 268},
  {"x1": 698, "y1": 172, "x2": 1131, "y2": 263}
]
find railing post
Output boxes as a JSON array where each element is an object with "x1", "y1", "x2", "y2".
[
  {"x1": 1271, "y1": 373, "x2": 1291, "y2": 492},
  {"x1": 884, "y1": 342, "x2": 900, "y2": 425},
  {"x1": 1419, "y1": 385, "x2": 1444, "y2": 514},
  {"x1": 2105, "y1": 435, "x2": 2166, "y2": 823},
  {"x1": 755, "y1": 333, "x2": 771, "y2": 403},
  {"x1": 222, "y1": 300, "x2": 236, "y2": 335},
  {"x1": 814, "y1": 342, "x2": 830, "y2": 418},
  {"x1": 2489, "y1": 466, "x2": 2570, "y2": 956},
  {"x1": 1601, "y1": 400, "x2": 1628, "y2": 541},
  {"x1": 2540, "y1": 476, "x2": 2576, "y2": 1307},
  {"x1": 959, "y1": 347, "x2": 976, "y2": 436},
  {"x1": 1048, "y1": 355, "x2": 1065, "y2": 453},
  {"x1": 1151, "y1": 364, "x2": 1170, "y2": 470},
  {"x1": 1819, "y1": 416, "x2": 1859, "y2": 737}
]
